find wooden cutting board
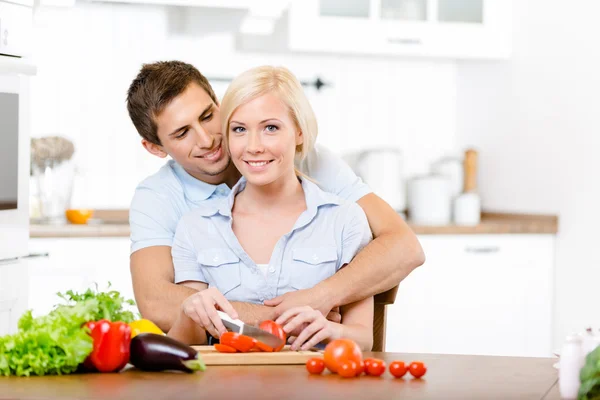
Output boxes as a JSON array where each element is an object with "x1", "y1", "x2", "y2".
[{"x1": 193, "y1": 345, "x2": 322, "y2": 365}]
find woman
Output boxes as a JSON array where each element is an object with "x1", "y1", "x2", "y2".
[{"x1": 169, "y1": 66, "x2": 373, "y2": 351}]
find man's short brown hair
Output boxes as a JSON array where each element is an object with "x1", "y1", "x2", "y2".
[{"x1": 126, "y1": 61, "x2": 218, "y2": 145}]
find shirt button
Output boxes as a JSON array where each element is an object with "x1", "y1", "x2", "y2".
[
  {"x1": 259, "y1": 296, "x2": 264, "y2": 302},
  {"x1": 269, "y1": 267, "x2": 275, "y2": 273},
  {"x1": 213, "y1": 256, "x2": 219, "y2": 262},
  {"x1": 312, "y1": 254, "x2": 319, "y2": 261}
]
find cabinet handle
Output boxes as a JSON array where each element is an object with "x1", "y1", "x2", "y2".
[
  {"x1": 464, "y1": 246, "x2": 500, "y2": 254},
  {"x1": 387, "y1": 37, "x2": 422, "y2": 45}
]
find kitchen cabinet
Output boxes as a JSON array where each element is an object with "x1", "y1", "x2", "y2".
[
  {"x1": 27, "y1": 238, "x2": 135, "y2": 317},
  {"x1": 385, "y1": 234, "x2": 554, "y2": 357},
  {"x1": 288, "y1": 0, "x2": 511, "y2": 59},
  {"x1": 0, "y1": 259, "x2": 29, "y2": 335}
]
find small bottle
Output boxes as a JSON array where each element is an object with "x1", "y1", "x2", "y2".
[{"x1": 559, "y1": 335, "x2": 584, "y2": 399}]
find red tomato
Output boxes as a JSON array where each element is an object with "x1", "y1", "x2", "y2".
[
  {"x1": 366, "y1": 359, "x2": 386, "y2": 377},
  {"x1": 364, "y1": 358, "x2": 374, "y2": 371},
  {"x1": 259, "y1": 320, "x2": 287, "y2": 352},
  {"x1": 338, "y1": 361, "x2": 358, "y2": 378},
  {"x1": 306, "y1": 358, "x2": 325, "y2": 375},
  {"x1": 355, "y1": 360, "x2": 365, "y2": 376},
  {"x1": 389, "y1": 361, "x2": 408, "y2": 378},
  {"x1": 409, "y1": 361, "x2": 427, "y2": 378},
  {"x1": 323, "y1": 339, "x2": 363, "y2": 373},
  {"x1": 214, "y1": 344, "x2": 237, "y2": 353}
]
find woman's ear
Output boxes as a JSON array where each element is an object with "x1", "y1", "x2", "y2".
[
  {"x1": 141, "y1": 139, "x2": 168, "y2": 158},
  {"x1": 295, "y1": 130, "x2": 304, "y2": 146}
]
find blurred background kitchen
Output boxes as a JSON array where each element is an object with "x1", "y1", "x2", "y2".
[{"x1": 2, "y1": 0, "x2": 599, "y2": 359}]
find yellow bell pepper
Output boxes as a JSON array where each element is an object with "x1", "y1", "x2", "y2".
[{"x1": 129, "y1": 319, "x2": 164, "y2": 338}]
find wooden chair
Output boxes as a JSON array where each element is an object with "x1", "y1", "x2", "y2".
[{"x1": 372, "y1": 285, "x2": 399, "y2": 351}]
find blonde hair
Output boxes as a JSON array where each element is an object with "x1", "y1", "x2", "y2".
[{"x1": 220, "y1": 66, "x2": 318, "y2": 163}]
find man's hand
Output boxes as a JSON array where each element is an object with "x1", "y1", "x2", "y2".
[
  {"x1": 264, "y1": 287, "x2": 335, "y2": 321},
  {"x1": 181, "y1": 287, "x2": 239, "y2": 338}
]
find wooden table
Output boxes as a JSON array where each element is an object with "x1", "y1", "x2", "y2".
[{"x1": 0, "y1": 352, "x2": 560, "y2": 400}]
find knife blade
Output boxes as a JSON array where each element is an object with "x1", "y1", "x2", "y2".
[{"x1": 217, "y1": 310, "x2": 285, "y2": 350}]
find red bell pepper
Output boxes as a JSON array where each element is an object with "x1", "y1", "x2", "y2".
[{"x1": 84, "y1": 320, "x2": 132, "y2": 372}]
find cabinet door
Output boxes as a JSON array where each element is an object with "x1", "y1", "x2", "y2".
[
  {"x1": 28, "y1": 238, "x2": 135, "y2": 317},
  {"x1": 385, "y1": 234, "x2": 554, "y2": 357},
  {"x1": 0, "y1": 259, "x2": 29, "y2": 335},
  {"x1": 288, "y1": 0, "x2": 510, "y2": 59}
]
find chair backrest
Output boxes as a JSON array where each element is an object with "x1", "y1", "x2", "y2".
[{"x1": 372, "y1": 285, "x2": 399, "y2": 351}]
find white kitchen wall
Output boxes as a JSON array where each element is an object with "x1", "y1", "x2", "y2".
[
  {"x1": 29, "y1": 2, "x2": 458, "y2": 209},
  {"x1": 456, "y1": 0, "x2": 600, "y2": 347}
]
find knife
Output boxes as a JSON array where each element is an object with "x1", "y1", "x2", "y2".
[{"x1": 216, "y1": 310, "x2": 285, "y2": 350}]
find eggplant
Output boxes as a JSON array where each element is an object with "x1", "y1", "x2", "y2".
[{"x1": 129, "y1": 333, "x2": 206, "y2": 373}]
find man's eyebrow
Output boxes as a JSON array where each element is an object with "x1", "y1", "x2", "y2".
[{"x1": 168, "y1": 104, "x2": 214, "y2": 137}]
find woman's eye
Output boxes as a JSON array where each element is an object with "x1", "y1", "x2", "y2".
[
  {"x1": 232, "y1": 126, "x2": 246, "y2": 134},
  {"x1": 176, "y1": 129, "x2": 188, "y2": 139},
  {"x1": 265, "y1": 125, "x2": 278, "y2": 132}
]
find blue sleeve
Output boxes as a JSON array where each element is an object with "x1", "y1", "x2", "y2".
[
  {"x1": 171, "y1": 217, "x2": 207, "y2": 284},
  {"x1": 297, "y1": 144, "x2": 372, "y2": 203},
  {"x1": 338, "y1": 203, "x2": 373, "y2": 269},
  {"x1": 129, "y1": 187, "x2": 179, "y2": 254}
]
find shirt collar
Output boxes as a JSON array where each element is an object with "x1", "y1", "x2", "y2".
[
  {"x1": 209, "y1": 176, "x2": 341, "y2": 219},
  {"x1": 171, "y1": 161, "x2": 220, "y2": 203}
]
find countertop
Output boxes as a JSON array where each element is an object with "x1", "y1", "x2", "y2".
[
  {"x1": 29, "y1": 210, "x2": 558, "y2": 239},
  {"x1": 0, "y1": 352, "x2": 559, "y2": 400}
]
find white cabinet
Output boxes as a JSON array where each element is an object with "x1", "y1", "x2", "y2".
[
  {"x1": 0, "y1": 259, "x2": 29, "y2": 335},
  {"x1": 288, "y1": 0, "x2": 511, "y2": 59},
  {"x1": 386, "y1": 234, "x2": 554, "y2": 357},
  {"x1": 27, "y1": 238, "x2": 135, "y2": 317}
]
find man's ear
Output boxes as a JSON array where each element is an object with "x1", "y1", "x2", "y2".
[{"x1": 141, "y1": 139, "x2": 168, "y2": 158}]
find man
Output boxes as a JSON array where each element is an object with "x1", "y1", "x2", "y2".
[{"x1": 126, "y1": 60, "x2": 424, "y2": 336}]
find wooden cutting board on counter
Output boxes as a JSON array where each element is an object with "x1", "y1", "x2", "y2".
[{"x1": 192, "y1": 345, "x2": 322, "y2": 365}]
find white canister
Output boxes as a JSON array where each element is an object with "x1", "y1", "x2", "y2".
[
  {"x1": 453, "y1": 192, "x2": 481, "y2": 226},
  {"x1": 431, "y1": 157, "x2": 464, "y2": 199},
  {"x1": 559, "y1": 335, "x2": 584, "y2": 400},
  {"x1": 407, "y1": 175, "x2": 452, "y2": 225}
]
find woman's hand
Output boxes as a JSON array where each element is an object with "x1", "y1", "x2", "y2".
[
  {"x1": 276, "y1": 306, "x2": 342, "y2": 351},
  {"x1": 181, "y1": 287, "x2": 238, "y2": 338}
]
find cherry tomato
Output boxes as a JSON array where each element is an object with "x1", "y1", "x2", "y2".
[
  {"x1": 323, "y1": 339, "x2": 363, "y2": 373},
  {"x1": 306, "y1": 358, "x2": 325, "y2": 375},
  {"x1": 409, "y1": 361, "x2": 427, "y2": 378},
  {"x1": 364, "y1": 358, "x2": 374, "y2": 371},
  {"x1": 214, "y1": 343, "x2": 237, "y2": 353},
  {"x1": 366, "y1": 359, "x2": 386, "y2": 377},
  {"x1": 389, "y1": 361, "x2": 408, "y2": 378},
  {"x1": 259, "y1": 320, "x2": 287, "y2": 352},
  {"x1": 338, "y1": 360, "x2": 358, "y2": 378},
  {"x1": 220, "y1": 332, "x2": 256, "y2": 353}
]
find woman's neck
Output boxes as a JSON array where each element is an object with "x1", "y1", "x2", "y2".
[{"x1": 235, "y1": 171, "x2": 304, "y2": 214}]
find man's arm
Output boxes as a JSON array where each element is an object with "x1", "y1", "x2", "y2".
[
  {"x1": 131, "y1": 246, "x2": 277, "y2": 332},
  {"x1": 266, "y1": 193, "x2": 425, "y2": 315}
]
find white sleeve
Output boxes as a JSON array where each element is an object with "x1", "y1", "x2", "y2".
[
  {"x1": 297, "y1": 144, "x2": 372, "y2": 203},
  {"x1": 129, "y1": 187, "x2": 178, "y2": 254}
]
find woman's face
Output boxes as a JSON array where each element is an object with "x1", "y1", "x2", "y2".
[{"x1": 227, "y1": 92, "x2": 303, "y2": 187}]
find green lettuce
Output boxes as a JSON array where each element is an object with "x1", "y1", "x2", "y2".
[{"x1": 0, "y1": 285, "x2": 138, "y2": 376}]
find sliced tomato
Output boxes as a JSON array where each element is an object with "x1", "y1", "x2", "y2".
[
  {"x1": 254, "y1": 341, "x2": 274, "y2": 352},
  {"x1": 214, "y1": 343, "x2": 237, "y2": 353},
  {"x1": 220, "y1": 332, "x2": 257, "y2": 353},
  {"x1": 258, "y1": 320, "x2": 286, "y2": 352}
]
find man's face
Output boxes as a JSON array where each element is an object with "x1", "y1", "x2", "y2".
[{"x1": 151, "y1": 83, "x2": 231, "y2": 184}]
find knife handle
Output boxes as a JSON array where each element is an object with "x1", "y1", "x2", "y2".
[{"x1": 217, "y1": 310, "x2": 244, "y2": 329}]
